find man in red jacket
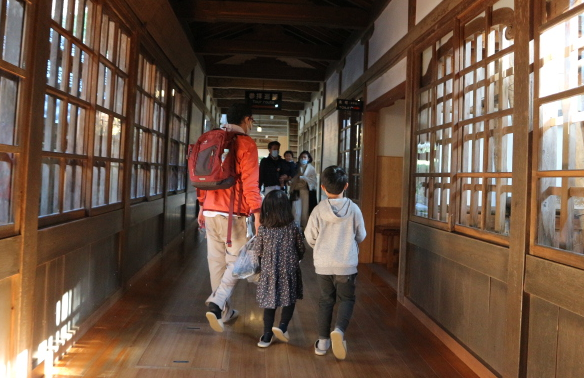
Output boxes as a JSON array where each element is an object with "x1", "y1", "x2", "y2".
[{"x1": 197, "y1": 103, "x2": 262, "y2": 333}]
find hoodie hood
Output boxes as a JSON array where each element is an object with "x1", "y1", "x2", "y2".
[{"x1": 322, "y1": 198, "x2": 353, "y2": 222}]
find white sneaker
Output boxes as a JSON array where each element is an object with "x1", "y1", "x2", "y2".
[
  {"x1": 331, "y1": 329, "x2": 347, "y2": 360},
  {"x1": 223, "y1": 309, "x2": 239, "y2": 323},
  {"x1": 314, "y1": 339, "x2": 330, "y2": 356},
  {"x1": 206, "y1": 312, "x2": 224, "y2": 333},
  {"x1": 257, "y1": 334, "x2": 274, "y2": 348},
  {"x1": 272, "y1": 327, "x2": 290, "y2": 342}
]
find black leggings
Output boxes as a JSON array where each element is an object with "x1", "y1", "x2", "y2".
[{"x1": 263, "y1": 304, "x2": 296, "y2": 334}]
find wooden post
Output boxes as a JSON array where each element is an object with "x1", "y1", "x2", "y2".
[{"x1": 360, "y1": 110, "x2": 379, "y2": 263}]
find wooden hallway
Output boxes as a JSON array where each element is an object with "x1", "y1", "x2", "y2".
[{"x1": 47, "y1": 235, "x2": 480, "y2": 378}]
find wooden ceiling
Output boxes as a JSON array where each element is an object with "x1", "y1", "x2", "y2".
[{"x1": 169, "y1": 0, "x2": 383, "y2": 144}]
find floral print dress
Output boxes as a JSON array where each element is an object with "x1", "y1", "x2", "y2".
[{"x1": 255, "y1": 222, "x2": 305, "y2": 309}]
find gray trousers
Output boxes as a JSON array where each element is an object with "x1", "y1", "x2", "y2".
[
  {"x1": 316, "y1": 273, "x2": 357, "y2": 338},
  {"x1": 204, "y1": 215, "x2": 248, "y2": 321}
]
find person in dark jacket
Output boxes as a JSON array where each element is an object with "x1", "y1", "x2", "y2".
[{"x1": 259, "y1": 141, "x2": 292, "y2": 195}]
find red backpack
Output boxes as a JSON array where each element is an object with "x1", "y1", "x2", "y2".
[
  {"x1": 187, "y1": 128, "x2": 244, "y2": 246},
  {"x1": 188, "y1": 128, "x2": 243, "y2": 189}
]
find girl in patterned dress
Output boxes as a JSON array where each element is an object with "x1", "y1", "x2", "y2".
[{"x1": 255, "y1": 190, "x2": 305, "y2": 347}]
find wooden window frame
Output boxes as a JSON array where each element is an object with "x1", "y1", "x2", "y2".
[
  {"x1": 531, "y1": 0, "x2": 584, "y2": 269},
  {"x1": 0, "y1": 0, "x2": 26, "y2": 239},
  {"x1": 410, "y1": 1, "x2": 515, "y2": 245},
  {"x1": 338, "y1": 107, "x2": 363, "y2": 205},
  {"x1": 131, "y1": 51, "x2": 167, "y2": 203},
  {"x1": 167, "y1": 87, "x2": 190, "y2": 195}
]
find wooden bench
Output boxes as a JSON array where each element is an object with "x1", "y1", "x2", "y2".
[{"x1": 374, "y1": 222, "x2": 400, "y2": 271}]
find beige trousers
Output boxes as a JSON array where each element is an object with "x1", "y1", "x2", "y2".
[{"x1": 204, "y1": 215, "x2": 248, "y2": 320}]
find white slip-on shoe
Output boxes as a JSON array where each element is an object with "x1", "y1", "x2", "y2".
[
  {"x1": 223, "y1": 309, "x2": 239, "y2": 323},
  {"x1": 206, "y1": 312, "x2": 225, "y2": 333},
  {"x1": 331, "y1": 329, "x2": 347, "y2": 360},
  {"x1": 257, "y1": 334, "x2": 274, "y2": 348},
  {"x1": 271, "y1": 327, "x2": 290, "y2": 342},
  {"x1": 314, "y1": 339, "x2": 330, "y2": 356}
]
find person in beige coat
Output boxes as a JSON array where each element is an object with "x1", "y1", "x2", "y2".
[{"x1": 290, "y1": 150, "x2": 317, "y2": 229}]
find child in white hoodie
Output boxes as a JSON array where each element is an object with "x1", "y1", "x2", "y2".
[{"x1": 304, "y1": 166, "x2": 366, "y2": 360}]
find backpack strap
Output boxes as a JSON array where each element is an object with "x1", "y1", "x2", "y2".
[{"x1": 226, "y1": 186, "x2": 236, "y2": 247}]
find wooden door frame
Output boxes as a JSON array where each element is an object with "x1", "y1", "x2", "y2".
[{"x1": 360, "y1": 82, "x2": 406, "y2": 265}]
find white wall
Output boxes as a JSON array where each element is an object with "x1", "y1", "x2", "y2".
[
  {"x1": 325, "y1": 71, "x2": 340, "y2": 108},
  {"x1": 194, "y1": 64, "x2": 205, "y2": 99},
  {"x1": 342, "y1": 43, "x2": 365, "y2": 93},
  {"x1": 416, "y1": 0, "x2": 442, "y2": 24},
  {"x1": 377, "y1": 100, "x2": 406, "y2": 157},
  {"x1": 367, "y1": 58, "x2": 407, "y2": 104},
  {"x1": 368, "y1": 0, "x2": 408, "y2": 67},
  {"x1": 322, "y1": 111, "x2": 339, "y2": 169}
]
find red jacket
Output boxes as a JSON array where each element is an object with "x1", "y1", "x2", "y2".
[{"x1": 197, "y1": 132, "x2": 262, "y2": 215}]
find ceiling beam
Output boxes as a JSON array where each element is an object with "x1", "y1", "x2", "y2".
[
  {"x1": 195, "y1": 39, "x2": 341, "y2": 61},
  {"x1": 217, "y1": 99, "x2": 305, "y2": 111},
  {"x1": 208, "y1": 77, "x2": 320, "y2": 92},
  {"x1": 178, "y1": 1, "x2": 369, "y2": 29},
  {"x1": 212, "y1": 88, "x2": 312, "y2": 103},
  {"x1": 206, "y1": 63, "x2": 325, "y2": 81},
  {"x1": 220, "y1": 107, "x2": 299, "y2": 117}
]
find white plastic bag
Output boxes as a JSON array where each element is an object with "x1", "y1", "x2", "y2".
[{"x1": 232, "y1": 236, "x2": 260, "y2": 279}]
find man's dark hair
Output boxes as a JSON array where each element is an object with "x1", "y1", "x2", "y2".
[
  {"x1": 267, "y1": 141, "x2": 281, "y2": 149},
  {"x1": 260, "y1": 190, "x2": 294, "y2": 228},
  {"x1": 284, "y1": 150, "x2": 294, "y2": 157},
  {"x1": 321, "y1": 165, "x2": 348, "y2": 195},
  {"x1": 226, "y1": 103, "x2": 252, "y2": 125},
  {"x1": 298, "y1": 150, "x2": 313, "y2": 163}
]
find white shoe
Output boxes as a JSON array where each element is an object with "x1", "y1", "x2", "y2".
[
  {"x1": 257, "y1": 334, "x2": 274, "y2": 348},
  {"x1": 223, "y1": 309, "x2": 239, "y2": 323},
  {"x1": 331, "y1": 329, "x2": 347, "y2": 360},
  {"x1": 206, "y1": 312, "x2": 224, "y2": 333},
  {"x1": 314, "y1": 339, "x2": 330, "y2": 356},
  {"x1": 272, "y1": 327, "x2": 289, "y2": 342}
]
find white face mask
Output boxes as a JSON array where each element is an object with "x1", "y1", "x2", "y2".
[
  {"x1": 271, "y1": 150, "x2": 279, "y2": 157},
  {"x1": 300, "y1": 159, "x2": 308, "y2": 165}
]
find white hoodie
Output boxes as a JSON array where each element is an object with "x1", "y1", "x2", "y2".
[{"x1": 304, "y1": 197, "x2": 366, "y2": 275}]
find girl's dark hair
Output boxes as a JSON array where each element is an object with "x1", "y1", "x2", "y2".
[
  {"x1": 298, "y1": 150, "x2": 313, "y2": 163},
  {"x1": 260, "y1": 190, "x2": 294, "y2": 228}
]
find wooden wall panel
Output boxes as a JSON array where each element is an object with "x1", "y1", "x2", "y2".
[
  {"x1": 526, "y1": 296, "x2": 559, "y2": 378},
  {"x1": 31, "y1": 265, "x2": 46, "y2": 367},
  {"x1": 125, "y1": 216, "x2": 161, "y2": 281},
  {"x1": 525, "y1": 255, "x2": 584, "y2": 318},
  {"x1": 185, "y1": 190, "x2": 198, "y2": 228},
  {"x1": 165, "y1": 202, "x2": 185, "y2": 245},
  {"x1": 37, "y1": 210, "x2": 123, "y2": 264},
  {"x1": 44, "y1": 258, "x2": 64, "y2": 355},
  {"x1": 130, "y1": 200, "x2": 164, "y2": 226},
  {"x1": 406, "y1": 244, "x2": 507, "y2": 374},
  {"x1": 0, "y1": 235, "x2": 20, "y2": 280},
  {"x1": 0, "y1": 276, "x2": 12, "y2": 374},
  {"x1": 557, "y1": 309, "x2": 584, "y2": 377},
  {"x1": 89, "y1": 235, "x2": 119, "y2": 311},
  {"x1": 408, "y1": 221, "x2": 509, "y2": 282},
  {"x1": 63, "y1": 246, "x2": 92, "y2": 328},
  {"x1": 376, "y1": 156, "x2": 403, "y2": 207}
]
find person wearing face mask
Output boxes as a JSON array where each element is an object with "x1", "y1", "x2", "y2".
[
  {"x1": 290, "y1": 151, "x2": 318, "y2": 229},
  {"x1": 259, "y1": 141, "x2": 292, "y2": 196}
]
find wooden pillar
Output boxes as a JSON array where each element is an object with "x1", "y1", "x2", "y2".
[
  {"x1": 13, "y1": 0, "x2": 52, "y2": 376},
  {"x1": 359, "y1": 110, "x2": 379, "y2": 263},
  {"x1": 504, "y1": 0, "x2": 531, "y2": 376}
]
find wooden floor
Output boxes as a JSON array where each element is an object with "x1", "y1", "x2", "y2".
[{"x1": 51, "y1": 234, "x2": 480, "y2": 378}]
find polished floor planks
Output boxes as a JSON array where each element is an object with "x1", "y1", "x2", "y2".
[{"x1": 52, "y1": 235, "x2": 480, "y2": 378}]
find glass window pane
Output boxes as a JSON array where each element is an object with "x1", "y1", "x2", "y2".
[
  {"x1": 3, "y1": 0, "x2": 25, "y2": 66},
  {"x1": 40, "y1": 157, "x2": 61, "y2": 216},
  {"x1": 543, "y1": 0, "x2": 584, "y2": 24},
  {"x1": 416, "y1": 133, "x2": 430, "y2": 174},
  {"x1": 488, "y1": 117, "x2": 513, "y2": 172},
  {"x1": 65, "y1": 104, "x2": 86, "y2": 154},
  {"x1": 0, "y1": 74, "x2": 18, "y2": 146},
  {"x1": 69, "y1": 43, "x2": 90, "y2": 100},
  {"x1": 118, "y1": 31, "x2": 129, "y2": 72},
  {"x1": 111, "y1": 117, "x2": 121, "y2": 159},
  {"x1": 47, "y1": 29, "x2": 66, "y2": 91},
  {"x1": 539, "y1": 95, "x2": 584, "y2": 170},
  {"x1": 63, "y1": 158, "x2": 84, "y2": 211},
  {"x1": 94, "y1": 111, "x2": 109, "y2": 157},
  {"x1": 73, "y1": 0, "x2": 94, "y2": 44},
  {"x1": 114, "y1": 75, "x2": 125, "y2": 114},
  {"x1": 97, "y1": 63, "x2": 111, "y2": 109},
  {"x1": 0, "y1": 152, "x2": 15, "y2": 225},
  {"x1": 485, "y1": 177, "x2": 511, "y2": 235},
  {"x1": 459, "y1": 177, "x2": 483, "y2": 228},
  {"x1": 92, "y1": 161, "x2": 106, "y2": 207},
  {"x1": 109, "y1": 162, "x2": 121, "y2": 203},
  {"x1": 43, "y1": 95, "x2": 63, "y2": 152},
  {"x1": 433, "y1": 176, "x2": 451, "y2": 222},
  {"x1": 540, "y1": 12, "x2": 584, "y2": 97},
  {"x1": 415, "y1": 176, "x2": 430, "y2": 218},
  {"x1": 462, "y1": 122, "x2": 485, "y2": 173},
  {"x1": 537, "y1": 176, "x2": 584, "y2": 253}
]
